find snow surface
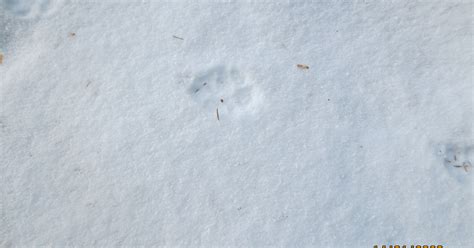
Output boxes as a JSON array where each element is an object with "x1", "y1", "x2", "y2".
[{"x1": 0, "y1": 0, "x2": 473, "y2": 247}]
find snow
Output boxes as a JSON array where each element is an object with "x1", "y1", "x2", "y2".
[{"x1": 0, "y1": 0, "x2": 472, "y2": 247}]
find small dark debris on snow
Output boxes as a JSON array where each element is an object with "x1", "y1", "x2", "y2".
[
  {"x1": 216, "y1": 108, "x2": 220, "y2": 121},
  {"x1": 173, "y1": 35, "x2": 184, "y2": 40},
  {"x1": 297, "y1": 64, "x2": 309, "y2": 70},
  {"x1": 220, "y1": 99, "x2": 224, "y2": 103},
  {"x1": 69, "y1": 32, "x2": 76, "y2": 37}
]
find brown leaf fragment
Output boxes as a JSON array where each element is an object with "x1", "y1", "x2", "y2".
[
  {"x1": 0, "y1": 53, "x2": 3, "y2": 64},
  {"x1": 463, "y1": 162, "x2": 471, "y2": 172},
  {"x1": 297, "y1": 64, "x2": 309, "y2": 69}
]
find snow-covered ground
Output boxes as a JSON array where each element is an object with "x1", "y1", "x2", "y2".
[{"x1": 0, "y1": 0, "x2": 472, "y2": 247}]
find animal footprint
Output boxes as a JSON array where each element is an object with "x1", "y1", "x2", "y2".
[
  {"x1": 436, "y1": 143, "x2": 473, "y2": 181},
  {"x1": 188, "y1": 65, "x2": 263, "y2": 120}
]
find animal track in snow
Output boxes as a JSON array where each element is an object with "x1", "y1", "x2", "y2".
[
  {"x1": 1, "y1": 0, "x2": 64, "y2": 19},
  {"x1": 188, "y1": 66, "x2": 263, "y2": 120},
  {"x1": 436, "y1": 142, "x2": 473, "y2": 181}
]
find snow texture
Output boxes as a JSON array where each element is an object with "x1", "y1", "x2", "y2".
[{"x1": 0, "y1": 0, "x2": 472, "y2": 247}]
